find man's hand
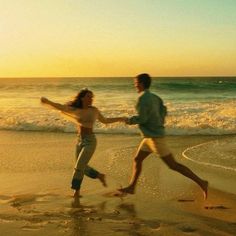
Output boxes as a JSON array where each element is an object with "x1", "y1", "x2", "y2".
[{"x1": 125, "y1": 118, "x2": 130, "y2": 124}]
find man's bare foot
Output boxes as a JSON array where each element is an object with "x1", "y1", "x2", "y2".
[
  {"x1": 73, "y1": 190, "x2": 82, "y2": 198},
  {"x1": 200, "y1": 180, "x2": 208, "y2": 200},
  {"x1": 98, "y1": 173, "x2": 107, "y2": 187},
  {"x1": 117, "y1": 186, "x2": 135, "y2": 195}
]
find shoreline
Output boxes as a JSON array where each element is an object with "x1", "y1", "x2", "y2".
[{"x1": 0, "y1": 130, "x2": 235, "y2": 193}]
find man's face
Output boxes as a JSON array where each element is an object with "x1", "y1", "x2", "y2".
[{"x1": 134, "y1": 78, "x2": 144, "y2": 93}]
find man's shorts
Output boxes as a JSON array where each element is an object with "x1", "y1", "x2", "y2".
[{"x1": 137, "y1": 137, "x2": 171, "y2": 157}]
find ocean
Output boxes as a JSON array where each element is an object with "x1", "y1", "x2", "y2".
[
  {"x1": 0, "y1": 76, "x2": 235, "y2": 135},
  {"x1": 0, "y1": 78, "x2": 236, "y2": 235},
  {"x1": 0, "y1": 77, "x2": 235, "y2": 173}
]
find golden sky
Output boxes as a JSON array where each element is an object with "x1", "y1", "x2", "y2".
[{"x1": 0, "y1": 0, "x2": 236, "y2": 77}]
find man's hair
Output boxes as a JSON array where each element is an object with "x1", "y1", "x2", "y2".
[{"x1": 136, "y1": 73, "x2": 151, "y2": 89}]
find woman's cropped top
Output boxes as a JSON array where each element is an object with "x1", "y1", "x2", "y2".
[{"x1": 62, "y1": 106, "x2": 109, "y2": 128}]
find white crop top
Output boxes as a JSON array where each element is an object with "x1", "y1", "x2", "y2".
[{"x1": 62, "y1": 106, "x2": 105, "y2": 128}]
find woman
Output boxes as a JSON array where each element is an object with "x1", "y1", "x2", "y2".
[{"x1": 41, "y1": 88, "x2": 125, "y2": 197}]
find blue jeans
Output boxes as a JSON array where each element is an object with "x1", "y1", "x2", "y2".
[{"x1": 71, "y1": 134, "x2": 99, "y2": 190}]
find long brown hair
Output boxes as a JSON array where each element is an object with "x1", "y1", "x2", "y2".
[{"x1": 67, "y1": 88, "x2": 93, "y2": 108}]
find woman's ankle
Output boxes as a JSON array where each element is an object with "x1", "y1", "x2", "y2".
[
  {"x1": 73, "y1": 189, "x2": 81, "y2": 198},
  {"x1": 98, "y1": 173, "x2": 107, "y2": 187}
]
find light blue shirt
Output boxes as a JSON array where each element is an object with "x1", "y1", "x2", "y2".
[{"x1": 128, "y1": 90, "x2": 166, "y2": 137}]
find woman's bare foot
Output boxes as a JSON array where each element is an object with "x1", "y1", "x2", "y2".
[
  {"x1": 98, "y1": 173, "x2": 107, "y2": 187},
  {"x1": 73, "y1": 190, "x2": 82, "y2": 198},
  {"x1": 117, "y1": 185, "x2": 135, "y2": 195}
]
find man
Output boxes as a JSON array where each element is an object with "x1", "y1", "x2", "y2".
[{"x1": 118, "y1": 73, "x2": 208, "y2": 199}]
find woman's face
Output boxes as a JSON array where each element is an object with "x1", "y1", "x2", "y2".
[{"x1": 81, "y1": 92, "x2": 93, "y2": 107}]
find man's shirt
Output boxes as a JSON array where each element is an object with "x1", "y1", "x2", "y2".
[{"x1": 128, "y1": 90, "x2": 166, "y2": 137}]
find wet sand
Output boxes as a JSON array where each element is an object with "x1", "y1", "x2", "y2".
[{"x1": 0, "y1": 131, "x2": 235, "y2": 235}]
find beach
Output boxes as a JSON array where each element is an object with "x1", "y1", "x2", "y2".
[
  {"x1": 0, "y1": 130, "x2": 235, "y2": 235},
  {"x1": 1, "y1": 0, "x2": 236, "y2": 234}
]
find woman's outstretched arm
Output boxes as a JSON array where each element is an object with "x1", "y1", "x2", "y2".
[{"x1": 40, "y1": 97, "x2": 75, "y2": 113}]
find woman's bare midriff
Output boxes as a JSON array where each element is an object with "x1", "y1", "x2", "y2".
[{"x1": 79, "y1": 126, "x2": 94, "y2": 136}]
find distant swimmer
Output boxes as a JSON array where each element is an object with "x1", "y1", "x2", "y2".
[
  {"x1": 118, "y1": 73, "x2": 208, "y2": 200},
  {"x1": 41, "y1": 88, "x2": 126, "y2": 198}
]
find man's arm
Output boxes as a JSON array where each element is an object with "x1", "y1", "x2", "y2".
[
  {"x1": 97, "y1": 109, "x2": 126, "y2": 124},
  {"x1": 127, "y1": 97, "x2": 149, "y2": 125}
]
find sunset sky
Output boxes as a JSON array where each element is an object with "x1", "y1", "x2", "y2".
[{"x1": 1, "y1": 0, "x2": 236, "y2": 77}]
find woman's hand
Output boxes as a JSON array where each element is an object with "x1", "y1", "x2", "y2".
[
  {"x1": 119, "y1": 117, "x2": 128, "y2": 122},
  {"x1": 41, "y1": 97, "x2": 49, "y2": 104}
]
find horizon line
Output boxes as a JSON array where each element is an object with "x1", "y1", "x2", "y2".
[{"x1": 0, "y1": 75, "x2": 236, "y2": 79}]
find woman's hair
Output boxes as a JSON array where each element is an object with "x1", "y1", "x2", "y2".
[{"x1": 67, "y1": 88, "x2": 93, "y2": 108}]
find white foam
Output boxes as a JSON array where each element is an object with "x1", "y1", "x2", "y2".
[
  {"x1": 182, "y1": 138, "x2": 236, "y2": 172},
  {"x1": 0, "y1": 100, "x2": 235, "y2": 135}
]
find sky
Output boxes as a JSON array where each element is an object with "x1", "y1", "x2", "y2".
[{"x1": 0, "y1": 0, "x2": 236, "y2": 77}]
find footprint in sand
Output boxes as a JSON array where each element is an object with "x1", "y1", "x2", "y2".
[
  {"x1": 144, "y1": 220, "x2": 161, "y2": 231},
  {"x1": 21, "y1": 225, "x2": 41, "y2": 231},
  {"x1": 204, "y1": 205, "x2": 229, "y2": 210},
  {"x1": 10, "y1": 201, "x2": 22, "y2": 208},
  {"x1": 179, "y1": 225, "x2": 197, "y2": 233},
  {"x1": 177, "y1": 199, "x2": 195, "y2": 202},
  {"x1": 0, "y1": 195, "x2": 12, "y2": 201}
]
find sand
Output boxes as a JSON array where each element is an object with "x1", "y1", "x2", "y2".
[{"x1": 0, "y1": 130, "x2": 235, "y2": 235}]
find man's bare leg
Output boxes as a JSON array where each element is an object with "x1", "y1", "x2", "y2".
[
  {"x1": 118, "y1": 150, "x2": 150, "y2": 194},
  {"x1": 161, "y1": 154, "x2": 208, "y2": 199}
]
